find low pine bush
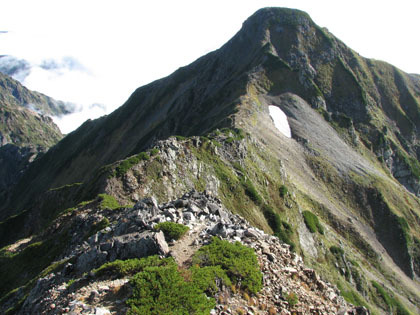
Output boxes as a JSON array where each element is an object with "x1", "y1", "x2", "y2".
[
  {"x1": 330, "y1": 246, "x2": 344, "y2": 256},
  {"x1": 154, "y1": 222, "x2": 189, "y2": 241},
  {"x1": 192, "y1": 237, "x2": 262, "y2": 294},
  {"x1": 94, "y1": 255, "x2": 175, "y2": 277},
  {"x1": 262, "y1": 205, "x2": 295, "y2": 251},
  {"x1": 279, "y1": 185, "x2": 288, "y2": 198},
  {"x1": 190, "y1": 265, "x2": 232, "y2": 295},
  {"x1": 302, "y1": 211, "x2": 324, "y2": 234},
  {"x1": 127, "y1": 264, "x2": 215, "y2": 315}
]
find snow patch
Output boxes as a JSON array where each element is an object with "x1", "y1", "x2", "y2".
[{"x1": 268, "y1": 105, "x2": 291, "y2": 138}]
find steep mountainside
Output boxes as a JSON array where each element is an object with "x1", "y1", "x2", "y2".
[
  {"x1": 0, "y1": 72, "x2": 64, "y2": 202},
  {"x1": 1, "y1": 7, "x2": 420, "y2": 314}
]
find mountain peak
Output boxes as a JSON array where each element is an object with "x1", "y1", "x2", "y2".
[{"x1": 244, "y1": 7, "x2": 312, "y2": 27}]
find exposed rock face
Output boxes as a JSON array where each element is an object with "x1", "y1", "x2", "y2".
[{"x1": 7, "y1": 191, "x2": 365, "y2": 314}]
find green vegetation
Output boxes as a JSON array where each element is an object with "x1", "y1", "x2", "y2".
[
  {"x1": 150, "y1": 148, "x2": 159, "y2": 156},
  {"x1": 66, "y1": 279, "x2": 76, "y2": 288},
  {"x1": 262, "y1": 205, "x2": 295, "y2": 251},
  {"x1": 175, "y1": 135, "x2": 187, "y2": 141},
  {"x1": 85, "y1": 217, "x2": 110, "y2": 239},
  {"x1": 242, "y1": 178, "x2": 263, "y2": 204},
  {"x1": 48, "y1": 182, "x2": 83, "y2": 192},
  {"x1": 0, "y1": 100, "x2": 63, "y2": 147},
  {"x1": 0, "y1": 231, "x2": 68, "y2": 299},
  {"x1": 341, "y1": 288, "x2": 369, "y2": 309},
  {"x1": 371, "y1": 281, "x2": 412, "y2": 315},
  {"x1": 190, "y1": 266, "x2": 232, "y2": 295},
  {"x1": 98, "y1": 194, "x2": 120, "y2": 210},
  {"x1": 127, "y1": 264, "x2": 215, "y2": 315},
  {"x1": 279, "y1": 185, "x2": 288, "y2": 198},
  {"x1": 192, "y1": 237, "x2": 262, "y2": 294},
  {"x1": 396, "y1": 150, "x2": 420, "y2": 179},
  {"x1": 95, "y1": 255, "x2": 235, "y2": 314},
  {"x1": 302, "y1": 211, "x2": 324, "y2": 234},
  {"x1": 286, "y1": 292, "x2": 298, "y2": 307},
  {"x1": 94, "y1": 255, "x2": 175, "y2": 278},
  {"x1": 220, "y1": 128, "x2": 246, "y2": 141},
  {"x1": 330, "y1": 246, "x2": 344, "y2": 256},
  {"x1": 154, "y1": 222, "x2": 189, "y2": 241},
  {"x1": 115, "y1": 152, "x2": 150, "y2": 178}
]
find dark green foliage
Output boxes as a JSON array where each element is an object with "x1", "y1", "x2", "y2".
[
  {"x1": 241, "y1": 178, "x2": 263, "y2": 205},
  {"x1": 340, "y1": 288, "x2": 369, "y2": 309},
  {"x1": 286, "y1": 292, "x2": 298, "y2": 307},
  {"x1": 85, "y1": 217, "x2": 110, "y2": 239},
  {"x1": 371, "y1": 281, "x2": 411, "y2": 315},
  {"x1": 220, "y1": 128, "x2": 245, "y2": 141},
  {"x1": 0, "y1": 232, "x2": 68, "y2": 299},
  {"x1": 98, "y1": 194, "x2": 120, "y2": 210},
  {"x1": 175, "y1": 135, "x2": 187, "y2": 141},
  {"x1": 396, "y1": 150, "x2": 420, "y2": 179},
  {"x1": 192, "y1": 237, "x2": 262, "y2": 294},
  {"x1": 262, "y1": 205, "x2": 295, "y2": 251},
  {"x1": 279, "y1": 185, "x2": 288, "y2": 198},
  {"x1": 115, "y1": 152, "x2": 150, "y2": 177},
  {"x1": 330, "y1": 246, "x2": 344, "y2": 256},
  {"x1": 262, "y1": 205, "x2": 281, "y2": 231},
  {"x1": 225, "y1": 137, "x2": 234, "y2": 144},
  {"x1": 149, "y1": 148, "x2": 159, "y2": 156},
  {"x1": 154, "y1": 222, "x2": 189, "y2": 241},
  {"x1": 302, "y1": 211, "x2": 324, "y2": 234},
  {"x1": 127, "y1": 264, "x2": 215, "y2": 315},
  {"x1": 94, "y1": 255, "x2": 175, "y2": 278},
  {"x1": 190, "y1": 265, "x2": 232, "y2": 295}
]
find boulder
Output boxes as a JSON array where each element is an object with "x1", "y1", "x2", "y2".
[
  {"x1": 112, "y1": 231, "x2": 160, "y2": 260},
  {"x1": 183, "y1": 212, "x2": 196, "y2": 222},
  {"x1": 75, "y1": 248, "x2": 107, "y2": 273},
  {"x1": 154, "y1": 231, "x2": 169, "y2": 255}
]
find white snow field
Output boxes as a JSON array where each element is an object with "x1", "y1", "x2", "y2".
[{"x1": 268, "y1": 105, "x2": 291, "y2": 138}]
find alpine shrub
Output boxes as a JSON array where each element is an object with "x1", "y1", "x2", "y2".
[
  {"x1": 154, "y1": 222, "x2": 189, "y2": 241},
  {"x1": 302, "y1": 211, "x2": 324, "y2": 234},
  {"x1": 192, "y1": 237, "x2": 262, "y2": 294},
  {"x1": 127, "y1": 264, "x2": 215, "y2": 315}
]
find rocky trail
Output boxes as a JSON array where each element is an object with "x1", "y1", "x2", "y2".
[{"x1": 3, "y1": 190, "x2": 369, "y2": 314}]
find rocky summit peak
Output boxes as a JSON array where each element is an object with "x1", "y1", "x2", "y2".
[{"x1": 243, "y1": 7, "x2": 312, "y2": 29}]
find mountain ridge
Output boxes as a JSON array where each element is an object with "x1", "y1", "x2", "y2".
[{"x1": 1, "y1": 7, "x2": 419, "y2": 314}]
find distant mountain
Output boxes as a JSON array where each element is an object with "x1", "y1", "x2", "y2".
[
  {"x1": 0, "y1": 7, "x2": 419, "y2": 314},
  {"x1": 0, "y1": 70, "x2": 75, "y2": 117},
  {"x1": 0, "y1": 55, "x2": 31, "y2": 82}
]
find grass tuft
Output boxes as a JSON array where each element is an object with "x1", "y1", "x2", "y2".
[{"x1": 302, "y1": 211, "x2": 324, "y2": 234}]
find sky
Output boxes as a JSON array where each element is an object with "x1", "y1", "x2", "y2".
[{"x1": 1, "y1": 0, "x2": 419, "y2": 133}]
